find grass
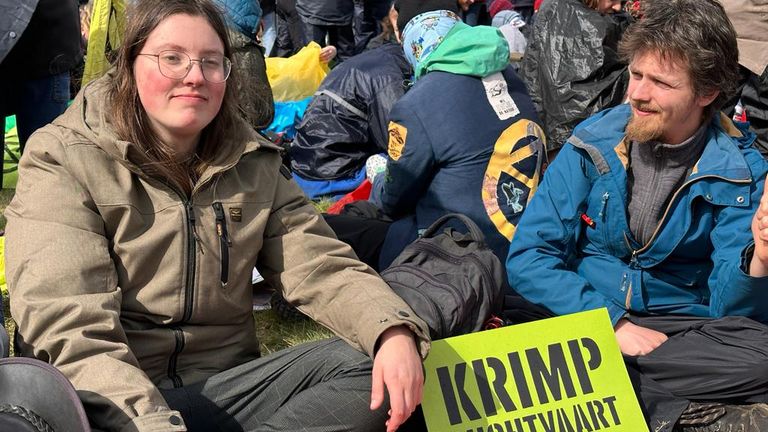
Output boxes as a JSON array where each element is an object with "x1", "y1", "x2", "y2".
[{"x1": 1, "y1": 189, "x2": 336, "y2": 357}]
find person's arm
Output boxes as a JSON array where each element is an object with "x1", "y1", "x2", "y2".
[
  {"x1": 708, "y1": 165, "x2": 768, "y2": 321},
  {"x1": 507, "y1": 144, "x2": 628, "y2": 324},
  {"x1": 5, "y1": 131, "x2": 183, "y2": 432},
  {"x1": 256, "y1": 165, "x2": 431, "y2": 428},
  {"x1": 377, "y1": 103, "x2": 437, "y2": 218}
]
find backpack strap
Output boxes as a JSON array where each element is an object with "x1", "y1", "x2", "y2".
[{"x1": 420, "y1": 213, "x2": 486, "y2": 243}]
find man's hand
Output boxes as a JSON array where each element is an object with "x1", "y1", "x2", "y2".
[
  {"x1": 370, "y1": 325, "x2": 423, "y2": 432},
  {"x1": 750, "y1": 176, "x2": 768, "y2": 277},
  {"x1": 614, "y1": 319, "x2": 668, "y2": 356},
  {"x1": 319, "y1": 45, "x2": 337, "y2": 63}
]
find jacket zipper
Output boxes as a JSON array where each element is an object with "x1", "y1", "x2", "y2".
[
  {"x1": 213, "y1": 202, "x2": 231, "y2": 287},
  {"x1": 167, "y1": 200, "x2": 198, "y2": 388},
  {"x1": 621, "y1": 174, "x2": 749, "y2": 309}
]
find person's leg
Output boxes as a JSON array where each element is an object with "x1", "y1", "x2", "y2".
[
  {"x1": 624, "y1": 316, "x2": 768, "y2": 430},
  {"x1": 15, "y1": 72, "x2": 71, "y2": 152},
  {"x1": 328, "y1": 25, "x2": 357, "y2": 61},
  {"x1": 162, "y1": 338, "x2": 388, "y2": 432},
  {"x1": 302, "y1": 21, "x2": 328, "y2": 47},
  {"x1": 261, "y1": 11, "x2": 277, "y2": 56},
  {"x1": 323, "y1": 213, "x2": 391, "y2": 271}
]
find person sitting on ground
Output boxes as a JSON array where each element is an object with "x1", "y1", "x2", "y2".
[
  {"x1": 507, "y1": 0, "x2": 768, "y2": 429},
  {"x1": 520, "y1": 0, "x2": 630, "y2": 159},
  {"x1": 328, "y1": 10, "x2": 546, "y2": 271},
  {"x1": 4, "y1": 1, "x2": 430, "y2": 431},
  {"x1": 289, "y1": 40, "x2": 412, "y2": 200}
]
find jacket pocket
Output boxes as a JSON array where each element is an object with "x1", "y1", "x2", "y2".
[{"x1": 213, "y1": 202, "x2": 231, "y2": 287}]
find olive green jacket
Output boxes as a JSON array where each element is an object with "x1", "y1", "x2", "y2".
[{"x1": 5, "y1": 75, "x2": 430, "y2": 432}]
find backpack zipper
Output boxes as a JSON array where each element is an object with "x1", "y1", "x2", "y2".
[{"x1": 212, "y1": 202, "x2": 231, "y2": 287}]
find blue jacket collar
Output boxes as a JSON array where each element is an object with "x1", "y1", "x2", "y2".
[{"x1": 568, "y1": 104, "x2": 755, "y2": 182}]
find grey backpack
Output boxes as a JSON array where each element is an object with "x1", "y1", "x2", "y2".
[{"x1": 381, "y1": 213, "x2": 505, "y2": 339}]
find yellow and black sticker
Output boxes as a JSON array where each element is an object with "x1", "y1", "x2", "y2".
[
  {"x1": 387, "y1": 121, "x2": 408, "y2": 161},
  {"x1": 482, "y1": 119, "x2": 547, "y2": 241}
]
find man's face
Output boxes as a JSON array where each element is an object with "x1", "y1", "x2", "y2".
[{"x1": 625, "y1": 51, "x2": 718, "y2": 144}]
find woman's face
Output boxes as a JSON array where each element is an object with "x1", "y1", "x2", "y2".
[{"x1": 134, "y1": 13, "x2": 226, "y2": 150}]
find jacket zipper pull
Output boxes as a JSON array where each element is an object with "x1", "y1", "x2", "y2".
[
  {"x1": 598, "y1": 192, "x2": 610, "y2": 219},
  {"x1": 188, "y1": 203, "x2": 203, "y2": 254},
  {"x1": 213, "y1": 202, "x2": 230, "y2": 287}
]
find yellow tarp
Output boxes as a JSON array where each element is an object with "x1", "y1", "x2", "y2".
[
  {"x1": 266, "y1": 42, "x2": 329, "y2": 102},
  {"x1": 82, "y1": 0, "x2": 126, "y2": 85}
]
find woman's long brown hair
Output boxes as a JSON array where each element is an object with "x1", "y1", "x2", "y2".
[{"x1": 108, "y1": 0, "x2": 241, "y2": 196}]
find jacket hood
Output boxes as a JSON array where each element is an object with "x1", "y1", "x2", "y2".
[
  {"x1": 416, "y1": 23, "x2": 510, "y2": 79},
  {"x1": 54, "y1": 70, "x2": 272, "y2": 177}
]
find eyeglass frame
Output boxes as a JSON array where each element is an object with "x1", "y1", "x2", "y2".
[{"x1": 137, "y1": 50, "x2": 232, "y2": 83}]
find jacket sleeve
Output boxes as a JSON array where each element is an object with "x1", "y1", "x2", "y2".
[
  {"x1": 377, "y1": 103, "x2": 437, "y2": 219},
  {"x1": 707, "y1": 162, "x2": 768, "y2": 321},
  {"x1": 368, "y1": 80, "x2": 405, "y2": 153},
  {"x1": 5, "y1": 131, "x2": 185, "y2": 432},
  {"x1": 507, "y1": 144, "x2": 628, "y2": 324},
  {"x1": 257, "y1": 167, "x2": 431, "y2": 358}
]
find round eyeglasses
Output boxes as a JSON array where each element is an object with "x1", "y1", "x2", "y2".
[{"x1": 138, "y1": 50, "x2": 231, "y2": 83}]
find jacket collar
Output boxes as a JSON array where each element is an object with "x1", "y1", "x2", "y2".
[
  {"x1": 56, "y1": 71, "x2": 279, "y2": 183},
  {"x1": 569, "y1": 104, "x2": 755, "y2": 182}
]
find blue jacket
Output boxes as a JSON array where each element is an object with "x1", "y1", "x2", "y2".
[
  {"x1": 215, "y1": 0, "x2": 262, "y2": 37},
  {"x1": 507, "y1": 104, "x2": 768, "y2": 325},
  {"x1": 374, "y1": 65, "x2": 545, "y2": 265}
]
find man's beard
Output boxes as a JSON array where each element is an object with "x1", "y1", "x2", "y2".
[{"x1": 626, "y1": 103, "x2": 665, "y2": 142}]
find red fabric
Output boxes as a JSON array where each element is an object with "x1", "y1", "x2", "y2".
[
  {"x1": 489, "y1": 0, "x2": 514, "y2": 17},
  {"x1": 326, "y1": 180, "x2": 373, "y2": 214},
  {"x1": 534, "y1": 0, "x2": 543, "y2": 11}
]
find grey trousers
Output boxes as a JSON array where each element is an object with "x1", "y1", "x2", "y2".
[{"x1": 161, "y1": 337, "x2": 389, "y2": 432}]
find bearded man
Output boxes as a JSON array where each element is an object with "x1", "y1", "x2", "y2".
[{"x1": 506, "y1": 0, "x2": 768, "y2": 430}]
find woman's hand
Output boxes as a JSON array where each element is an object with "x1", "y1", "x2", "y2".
[
  {"x1": 319, "y1": 45, "x2": 337, "y2": 63},
  {"x1": 370, "y1": 325, "x2": 424, "y2": 432}
]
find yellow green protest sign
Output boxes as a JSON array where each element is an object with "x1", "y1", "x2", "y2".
[{"x1": 422, "y1": 308, "x2": 648, "y2": 432}]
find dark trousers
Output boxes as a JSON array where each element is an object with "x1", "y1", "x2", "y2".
[
  {"x1": 623, "y1": 315, "x2": 768, "y2": 431},
  {"x1": 160, "y1": 338, "x2": 390, "y2": 432},
  {"x1": 726, "y1": 65, "x2": 768, "y2": 158},
  {"x1": 274, "y1": 0, "x2": 305, "y2": 57},
  {"x1": 0, "y1": 72, "x2": 70, "y2": 187},
  {"x1": 301, "y1": 22, "x2": 356, "y2": 61},
  {"x1": 323, "y1": 213, "x2": 391, "y2": 271}
]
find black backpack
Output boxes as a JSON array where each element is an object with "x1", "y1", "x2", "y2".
[{"x1": 381, "y1": 213, "x2": 505, "y2": 340}]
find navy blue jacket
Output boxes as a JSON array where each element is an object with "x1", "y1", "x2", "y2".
[
  {"x1": 375, "y1": 66, "x2": 546, "y2": 265},
  {"x1": 291, "y1": 43, "x2": 411, "y2": 180},
  {"x1": 507, "y1": 105, "x2": 768, "y2": 325}
]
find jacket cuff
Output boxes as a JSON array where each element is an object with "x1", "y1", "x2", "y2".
[{"x1": 119, "y1": 411, "x2": 186, "y2": 432}]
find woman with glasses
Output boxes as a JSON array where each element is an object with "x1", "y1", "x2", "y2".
[{"x1": 4, "y1": 0, "x2": 429, "y2": 431}]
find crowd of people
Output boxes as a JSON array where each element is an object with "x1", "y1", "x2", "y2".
[{"x1": 1, "y1": 0, "x2": 768, "y2": 431}]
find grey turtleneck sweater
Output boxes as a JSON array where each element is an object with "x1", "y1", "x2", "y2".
[{"x1": 627, "y1": 124, "x2": 708, "y2": 246}]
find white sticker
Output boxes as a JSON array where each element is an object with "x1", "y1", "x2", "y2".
[{"x1": 482, "y1": 72, "x2": 520, "y2": 120}]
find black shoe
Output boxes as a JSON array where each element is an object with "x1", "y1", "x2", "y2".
[
  {"x1": 675, "y1": 403, "x2": 768, "y2": 432},
  {"x1": 269, "y1": 291, "x2": 307, "y2": 321}
]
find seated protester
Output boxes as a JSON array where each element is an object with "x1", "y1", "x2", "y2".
[
  {"x1": 520, "y1": 0, "x2": 630, "y2": 159},
  {"x1": 507, "y1": 0, "x2": 768, "y2": 429},
  {"x1": 4, "y1": 1, "x2": 430, "y2": 431},
  {"x1": 370, "y1": 10, "x2": 546, "y2": 269},
  {"x1": 214, "y1": 0, "x2": 275, "y2": 129},
  {"x1": 289, "y1": 42, "x2": 412, "y2": 199}
]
